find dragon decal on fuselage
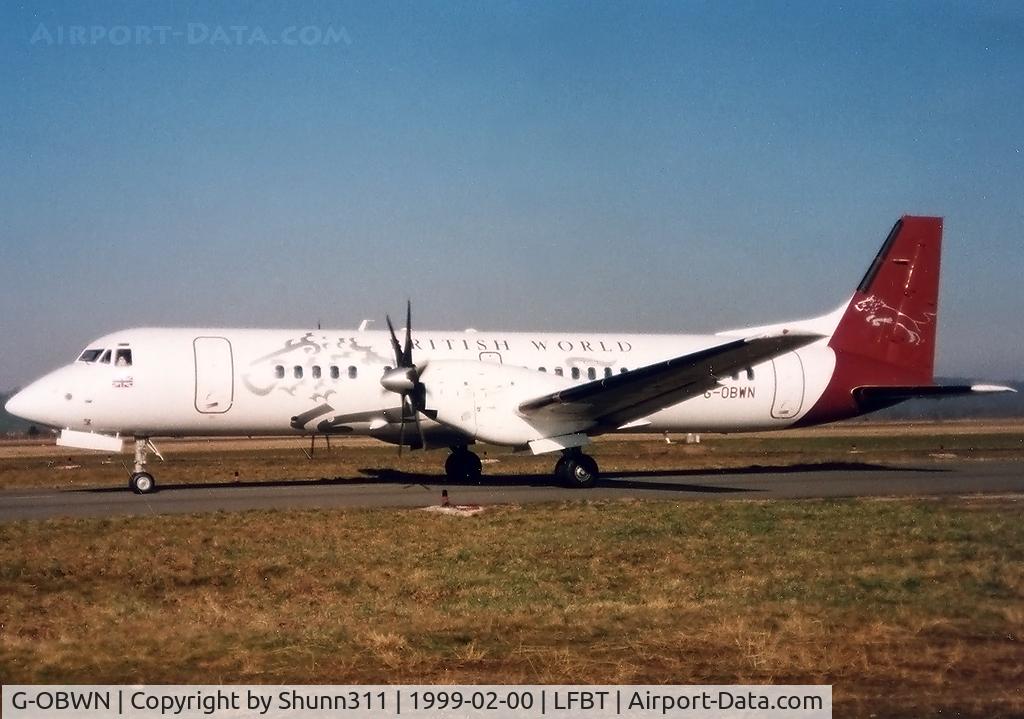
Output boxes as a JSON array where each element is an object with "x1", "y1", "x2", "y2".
[{"x1": 240, "y1": 333, "x2": 391, "y2": 401}]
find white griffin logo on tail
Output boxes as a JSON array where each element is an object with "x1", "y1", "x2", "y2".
[{"x1": 854, "y1": 296, "x2": 934, "y2": 345}]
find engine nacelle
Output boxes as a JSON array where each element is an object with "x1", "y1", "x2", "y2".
[{"x1": 419, "y1": 360, "x2": 584, "y2": 446}]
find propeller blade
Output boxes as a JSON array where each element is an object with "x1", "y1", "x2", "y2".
[
  {"x1": 382, "y1": 303, "x2": 427, "y2": 454},
  {"x1": 385, "y1": 314, "x2": 403, "y2": 367},
  {"x1": 409, "y1": 375, "x2": 427, "y2": 414},
  {"x1": 403, "y1": 300, "x2": 413, "y2": 367},
  {"x1": 413, "y1": 408, "x2": 427, "y2": 452},
  {"x1": 397, "y1": 395, "x2": 407, "y2": 457}
]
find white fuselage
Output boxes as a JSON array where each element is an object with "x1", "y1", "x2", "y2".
[{"x1": 13, "y1": 326, "x2": 836, "y2": 443}]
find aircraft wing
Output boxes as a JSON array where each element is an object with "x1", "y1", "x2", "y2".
[{"x1": 518, "y1": 332, "x2": 823, "y2": 430}]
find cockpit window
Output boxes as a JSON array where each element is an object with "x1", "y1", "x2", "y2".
[
  {"x1": 78, "y1": 349, "x2": 104, "y2": 363},
  {"x1": 115, "y1": 349, "x2": 132, "y2": 367},
  {"x1": 99, "y1": 350, "x2": 112, "y2": 364}
]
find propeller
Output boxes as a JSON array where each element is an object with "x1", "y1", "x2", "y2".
[{"x1": 380, "y1": 300, "x2": 428, "y2": 454}]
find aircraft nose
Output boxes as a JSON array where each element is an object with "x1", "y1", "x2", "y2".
[
  {"x1": 4, "y1": 388, "x2": 29, "y2": 418},
  {"x1": 4, "y1": 375, "x2": 65, "y2": 426}
]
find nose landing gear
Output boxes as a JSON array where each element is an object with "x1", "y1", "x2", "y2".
[
  {"x1": 130, "y1": 471, "x2": 155, "y2": 494},
  {"x1": 129, "y1": 437, "x2": 159, "y2": 494}
]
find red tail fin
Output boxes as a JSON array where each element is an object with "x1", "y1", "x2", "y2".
[
  {"x1": 796, "y1": 216, "x2": 943, "y2": 426},
  {"x1": 828, "y1": 216, "x2": 942, "y2": 383}
]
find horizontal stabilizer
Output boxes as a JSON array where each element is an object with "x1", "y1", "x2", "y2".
[{"x1": 853, "y1": 384, "x2": 1016, "y2": 413}]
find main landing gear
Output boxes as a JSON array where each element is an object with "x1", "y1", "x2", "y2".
[
  {"x1": 555, "y1": 449, "x2": 599, "y2": 488},
  {"x1": 445, "y1": 446, "x2": 483, "y2": 483},
  {"x1": 129, "y1": 437, "x2": 157, "y2": 494},
  {"x1": 442, "y1": 445, "x2": 599, "y2": 488}
]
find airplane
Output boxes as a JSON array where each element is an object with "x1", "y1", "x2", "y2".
[{"x1": 5, "y1": 216, "x2": 1013, "y2": 494}]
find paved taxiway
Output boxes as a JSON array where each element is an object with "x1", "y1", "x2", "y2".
[{"x1": 0, "y1": 460, "x2": 1021, "y2": 521}]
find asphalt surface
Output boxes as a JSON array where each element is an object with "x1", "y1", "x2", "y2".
[{"x1": 0, "y1": 460, "x2": 1022, "y2": 521}]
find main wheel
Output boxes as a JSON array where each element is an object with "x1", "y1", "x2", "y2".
[
  {"x1": 445, "y1": 451, "x2": 482, "y2": 483},
  {"x1": 558, "y1": 454, "x2": 599, "y2": 488},
  {"x1": 130, "y1": 471, "x2": 156, "y2": 494},
  {"x1": 554, "y1": 455, "x2": 568, "y2": 478}
]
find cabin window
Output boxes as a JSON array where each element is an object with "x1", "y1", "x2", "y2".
[
  {"x1": 274, "y1": 365, "x2": 285, "y2": 379},
  {"x1": 604, "y1": 367, "x2": 613, "y2": 379},
  {"x1": 746, "y1": 367, "x2": 755, "y2": 380},
  {"x1": 293, "y1": 366, "x2": 303, "y2": 379},
  {"x1": 330, "y1": 365, "x2": 340, "y2": 379},
  {"x1": 348, "y1": 366, "x2": 358, "y2": 379},
  {"x1": 78, "y1": 349, "x2": 103, "y2": 363},
  {"x1": 587, "y1": 367, "x2": 597, "y2": 380},
  {"x1": 538, "y1": 367, "x2": 547, "y2": 373},
  {"x1": 312, "y1": 365, "x2": 322, "y2": 379},
  {"x1": 571, "y1": 367, "x2": 581, "y2": 380},
  {"x1": 114, "y1": 349, "x2": 132, "y2": 367},
  {"x1": 620, "y1": 367, "x2": 628, "y2": 374},
  {"x1": 554, "y1": 367, "x2": 564, "y2": 376},
  {"x1": 99, "y1": 350, "x2": 112, "y2": 364}
]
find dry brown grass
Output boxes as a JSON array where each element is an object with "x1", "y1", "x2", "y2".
[{"x1": 0, "y1": 496, "x2": 1021, "y2": 718}]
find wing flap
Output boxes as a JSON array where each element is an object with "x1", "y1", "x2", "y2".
[{"x1": 519, "y1": 332, "x2": 823, "y2": 429}]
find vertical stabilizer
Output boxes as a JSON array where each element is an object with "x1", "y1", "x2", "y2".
[
  {"x1": 797, "y1": 216, "x2": 944, "y2": 425},
  {"x1": 828, "y1": 216, "x2": 942, "y2": 383}
]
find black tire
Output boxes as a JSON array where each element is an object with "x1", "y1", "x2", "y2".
[
  {"x1": 554, "y1": 456, "x2": 568, "y2": 478},
  {"x1": 445, "y1": 451, "x2": 482, "y2": 483},
  {"x1": 560, "y1": 454, "x2": 598, "y2": 488},
  {"x1": 130, "y1": 472, "x2": 156, "y2": 494}
]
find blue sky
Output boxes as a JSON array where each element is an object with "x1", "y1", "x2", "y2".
[{"x1": 1, "y1": 1, "x2": 1022, "y2": 388}]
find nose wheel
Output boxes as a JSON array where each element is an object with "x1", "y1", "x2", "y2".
[
  {"x1": 130, "y1": 471, "x2": 155, "y2": 494},
  {"x1": 128, "y1": 437, "x2": 158, "y2": 494},
  {"x1": 556, "y1": 450, "x2": 599, "y2": 488}
]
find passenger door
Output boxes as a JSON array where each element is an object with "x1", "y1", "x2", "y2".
[
  {"x1": 770, "y1": 352, "x2": 805, "y2": 419},
  {"x1": 194, "y1": 337, "x2": 234, "y2": 413}
]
